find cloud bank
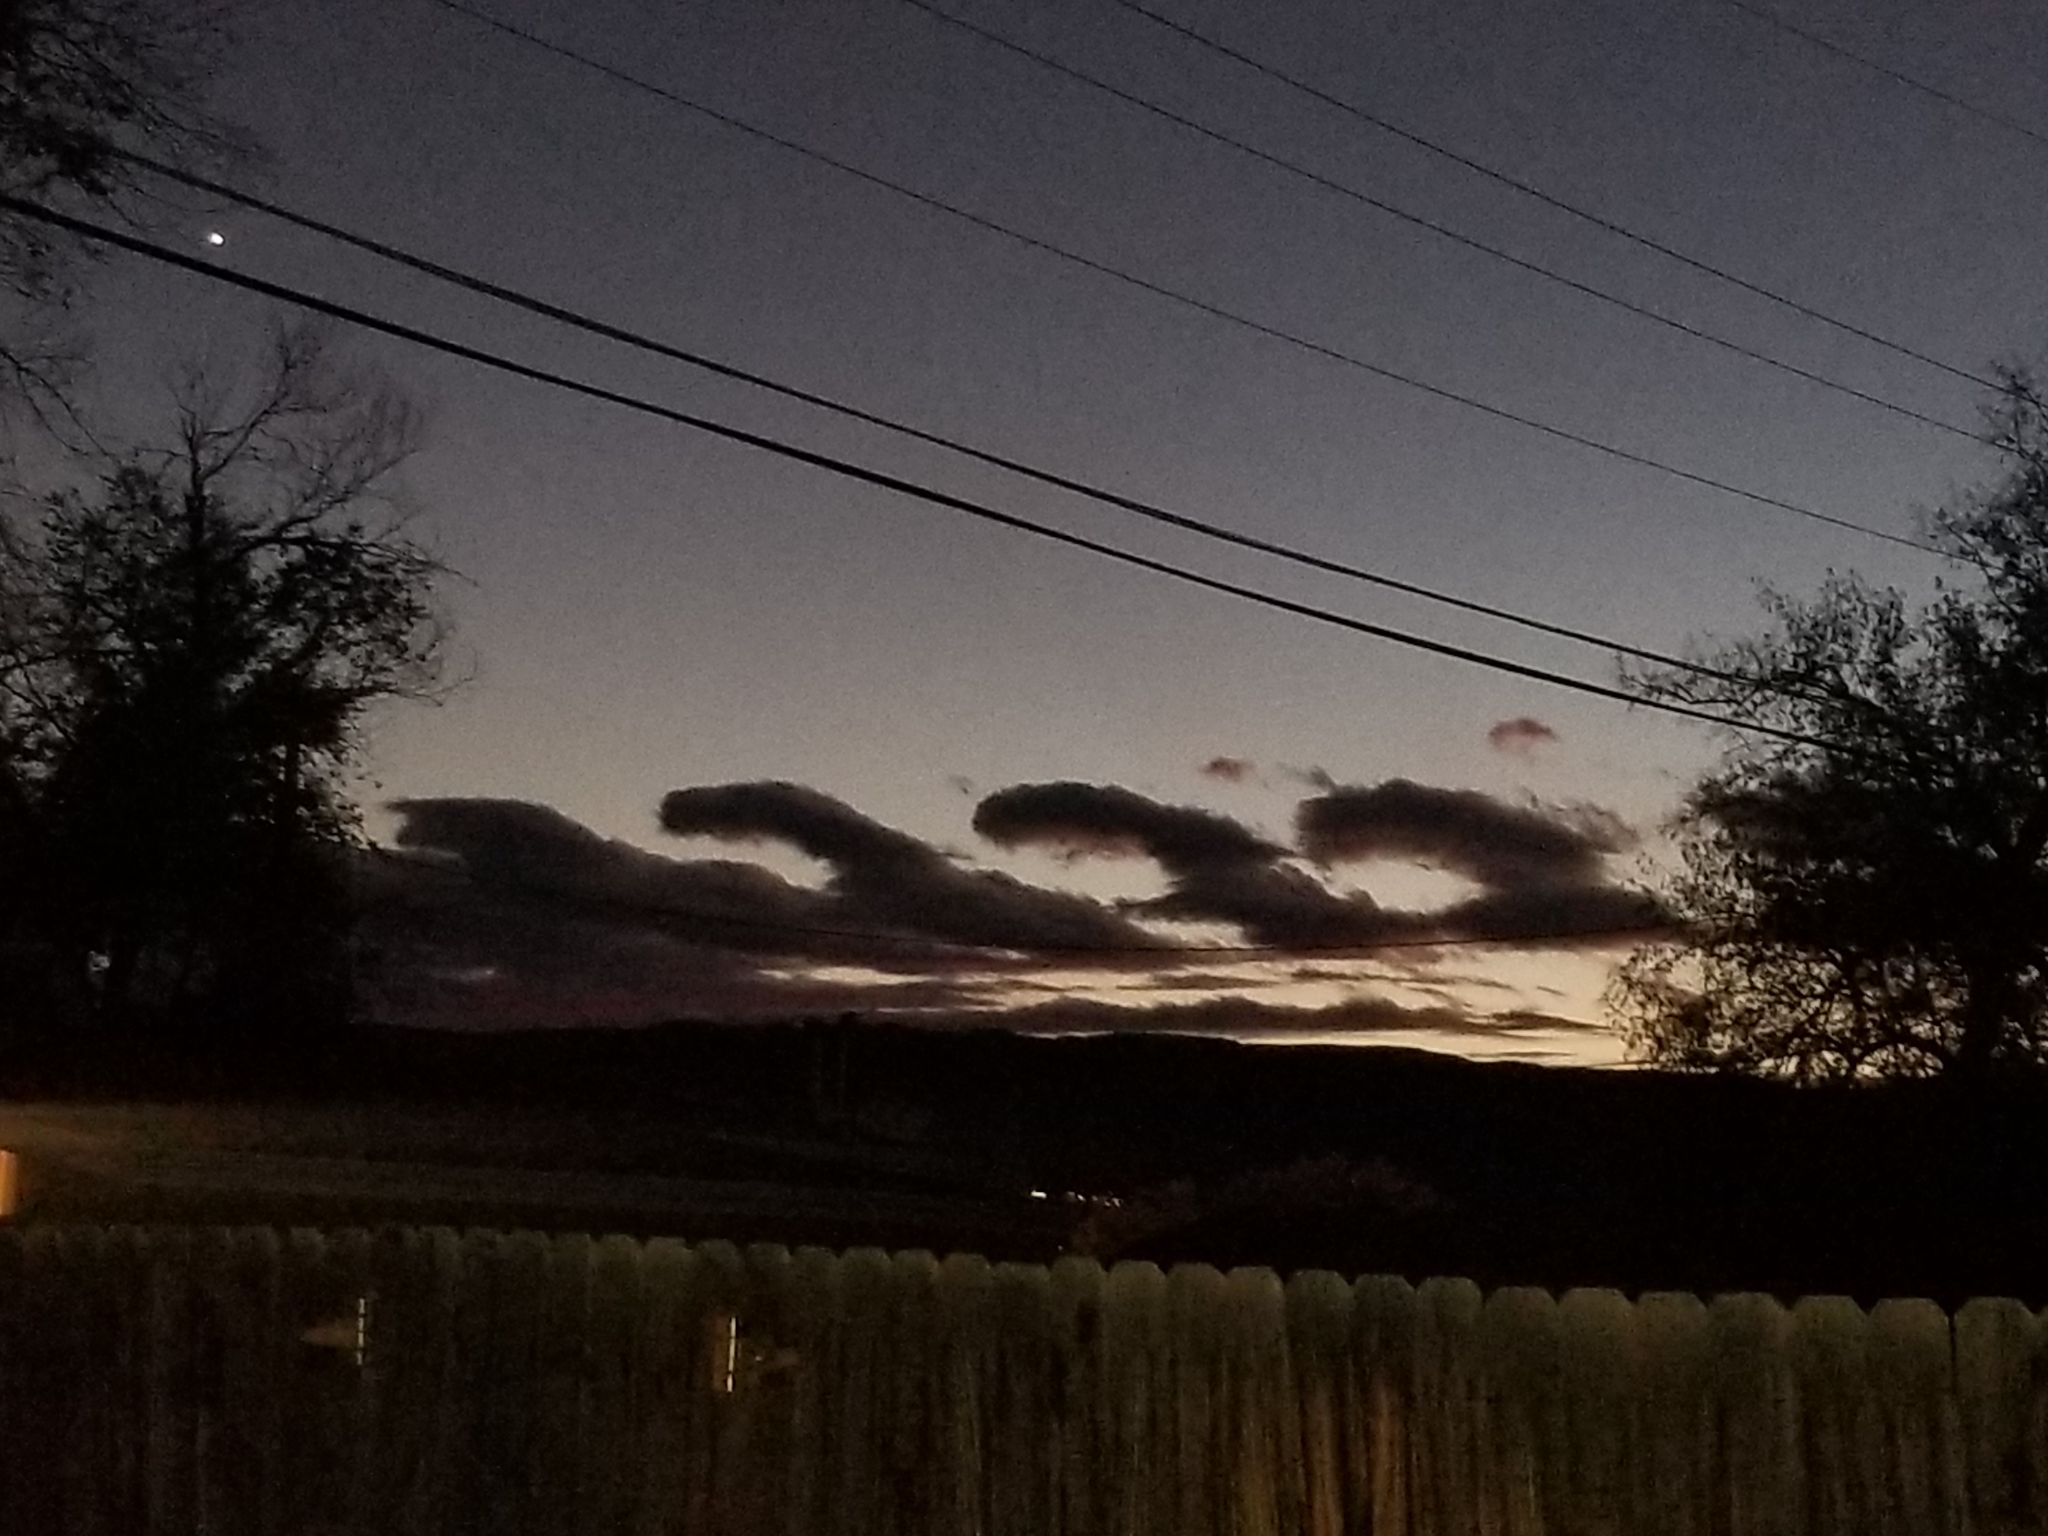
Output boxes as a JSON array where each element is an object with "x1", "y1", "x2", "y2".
[{"x1": 361, "y1": 772, "x2": 1658, "y2": 1043}]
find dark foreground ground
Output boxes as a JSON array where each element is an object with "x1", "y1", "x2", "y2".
[{"x1": 3, "y1": 1017, "x2": 2043, "y2": 1307}]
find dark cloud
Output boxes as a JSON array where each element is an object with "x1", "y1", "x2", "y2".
[
  {"x1": 1199, "y1": 755, "x2": 1256, "y2": 783},
  {"x1": 974, "y1": 781, "x2": 1392, "y2": 946},
  {"x1": 388, "y1": 797, "x2": 831, "y2": 947},
  {"x1": 1429, "y1": 883, "x2": 1667, "y2": 949},
  {"x1": 364, "y1": 799, "x2": 1030, "y2": 1027},
  {"x1": 975, "y1": 781, "x2": 1282, "y2": 864},
  {"x1": 1291, "y1": 779, "x2": 1661, "y2": 947},
  {"x1": 1488, "y1": 716, "x2": 1560, "y2": 756},
  {"x1": 1296, "y1": 779, "x2": 1635, "y2": 888},
  {"x1": 659, "y1": 781, "x2": 1161, "y2": 954},
  {"x1": 976, "y1": 991, "x2": 1606, "y2": 1042},
  {"x1": 1288, "y1": 962, "x2": 1438, "y2": 986},
  {"x1": 355, "y1": 775, "x2": 1662, "y2": 1033},
  {"x1": 1114, "y1": 969, "x2": 1302, "y2": 994}
]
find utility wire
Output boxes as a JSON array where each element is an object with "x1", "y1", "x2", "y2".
[
  {"x1": 894, "y1": 0, "x2": 1976, "y2": 439},
  {"x1": 416, "y1": 0, "x2": 1940, "y2": 559},
  {"x1": 127, "y1": 153, "x2": 1779, "y2": 690},
  {"x1": 1102, "y1": 0, "x2": 1997, "y2": 392},
  {"x1": 1716, "y1": 0, "x2": 2048, "y2": 152},
  {"x1": 374, "y1": 847, "x2": 1671, "y2": 960},
  {"x1": 1, "y1": 192, "x2": 1863, "y2": 755}
]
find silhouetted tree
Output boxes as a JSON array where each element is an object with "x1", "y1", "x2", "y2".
[
  {"x1": 2, "y1": 0, "x2": 242, "y2": 426},
  {"x1": 1611, "y1": 370, "x2": 2048, "y2": 1082},
  {"x1": 0, "y1": 321, "x2": 451, "y2": 1031}
]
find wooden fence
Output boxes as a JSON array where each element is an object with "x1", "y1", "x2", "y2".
[{"x1": 0, "y1": 1225, "x2": 2043, "y2": 1534}]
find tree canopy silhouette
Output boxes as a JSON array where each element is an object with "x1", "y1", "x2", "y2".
[
  {"x1": 0, "y1": 322, "x2": 451, "y2": 1030},
  {"x1": 1612, "y1": 370, "x2": 2048, "y2": 1081}
]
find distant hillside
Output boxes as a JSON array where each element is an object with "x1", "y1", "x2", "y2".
[{"x1": 2, "y1": 1016, "x2": 2041, "y2": 1305}]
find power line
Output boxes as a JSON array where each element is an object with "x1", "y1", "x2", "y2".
[
  {"x1": 1716, "y1": 0, "x2": 2048, "y2": 151},
  {"x1": 1, "y1": 191, "x2": 1862, "y2": 755},
  {"x1": 374, "y1": 847, "x2": 1672, "y2": 960},
  {"x1": 1101, "y1": 0, "x2": 1997, "y2": 391},
  {"x1": 415, "y1": 0, "x2": 1940, "y2": 559},
  {"x1": 127, "y1": 154, "x2": 1780, "y2": 690},
  {"x1": 121, "y1": 166, "x2": 1914, "y2": 730},
  {"x1": 892, "y1": 0, "x2": 1976, "y2": 441}
]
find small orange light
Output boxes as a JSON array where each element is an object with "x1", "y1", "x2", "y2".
[{"x1": 0, "y1": 1150, "x2": 19, "y2": 1219}]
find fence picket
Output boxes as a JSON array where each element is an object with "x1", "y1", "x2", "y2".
[
  {"x1": 1050, "y1": 1255, "x2": 1107, "y2": 1536},
  {"x1": 1414, "y1": 1275, "x2": 1486, "y2": 1536},
  {"x1": 1634, "y1": 1291, "x2": 1710, "y2": 1536},
  {"x1": 988, "y1": 1260, "x2": 1058, "y2": 1536},
  {"x1": 142, "y1": 1227, "x2": 198, "y2": 1536},
  {"x1": 1480, "y1": 1286, "x2": 1561, "y2": 1536},
  {"x1": 102, "y1": 1228, "x2": 156, "y2": 1533},
  {"x1": 1791, "y1": 1296, "x2": 1881, "y2": 1536},
  {"x1": 1353, "y1": 1271, "x2": 1418, "y2": 1534},
  {"x1": 1707, "y1": 1294, "x2": 1800, "y2": 1536},
  {"x1": 198, "y1": 1227, "x2": 285, "y2": 1536},
  {"x1": 529, "y1": 1232, "x2": 593, "y2": 1536},
  {"x1": 1554, "y1": 1288, "x2": 1634, "y2": 1536},
  {"x1": 934, "y1": 1251, "x2": 998, "y2": 1536},
  {"x1": 825, "y1": 1245, "x2": 892, "y2": 1535},
  {"x1": 781, "y1": 1246, "x2": 839, "y2": 1536},
  {"x1": 1955, "y1": 1296, "x2": 2044, "y2": 1533},
  {"x1": 584, "y1": 1234, "x2": 647, "y2": 1536},
  {"x1": 0, "y1": 1224, "x2": 2045, "y2": 1534},
  {"x1": 636, "y1": 1236, "x2": 701, "y2": 1536},
  {"x1": 1164, "y1": 1263, "x2": 1226, "y2": 1536},
  {"x1": 1283, "y1": 1269, "x2": 1351, "y2": 1536},
  {"x1": 1866, "y1": 1297, "x2": 1959, "y2": 1536},
  {"x1": 55, "y1": 1225, "x2": 113, "y2": 1536}
]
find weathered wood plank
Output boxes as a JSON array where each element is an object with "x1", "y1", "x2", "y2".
[
  {"x1": 988, "y1": 1259, "x2": 1058, "y2": 1536},
  {"x1": 1868, "y1": 1297, "x2": 1963, "y2": 1536},
  {"x1": 143, "y1": 1226, "x2": 199, "y2": 1536},
  {"x1": 1413, "y1": 1275, "x2": 1486, "y2": 1536},
  {"x1": 828, "y1": 1245, "x2": 897, "y2": 1536},
  {"x1": 1790, "y1": 1295, "x2": 1881, "y2": 1536},
  {"x1": 1479, "y1": 1285, "x2": 1560, "y2": 1536},
  {"x1": 636, "y1": 1236, "x2": 702, "y2": 1536},
  {"x1": 1050, "y1": 1255, "x2": 1107, "y2": 1536},
  {"x1": 582, "y1": 1233, "x2": 646, "y2": 1536},
  {"x1": 1283, "y1": 1270, "x2": 1352, "y2": 1536},
  {"x1": 1165, "y1": 1263, "x2": 1227, "y2": 1536},
  {"x1": 1706, "y1": 1293, "x2": 1799, "y2": 1536},
  {"x1": 1633, "y1": 1291, "x2": 1710, "y2": 1536},
  {"x1": 530, "y1": 1231, "x2": 594, "y2": 1536},
  {"x1": 1353, "y1": 1271, "x2": 1419, "y2": 1535},
  {"x1": 1954, "y1": 1295, "x2": 2043, "y2": 1534},
  {"x1": 1554, "y1": 1287, "x2": 1636, "y2": 1536}
]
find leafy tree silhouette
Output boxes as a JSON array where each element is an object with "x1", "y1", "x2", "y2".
[
  {"x1": 1614, "y1": 369, "x2": 2048, "y2": 1081},
  {"x1": 0, "y1": 322, "x2": 453, "y2": 1037}
]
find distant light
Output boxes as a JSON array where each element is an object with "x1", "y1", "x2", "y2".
[
  {"x1": 1028, "y1": 1189, "x2": 1049, "y2": 1200},
  {"x1": 204, "y1": 230, "x2": 227, "y2": 248}
]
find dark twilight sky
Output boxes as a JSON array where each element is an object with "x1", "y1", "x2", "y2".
[{"x1": 42, "y1": 0, "x2": 2048, "y2": 1059}]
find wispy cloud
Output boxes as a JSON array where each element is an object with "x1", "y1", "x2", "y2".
[
  {"x1": 1487, "y1": 716, "x2": 1559, "y2": 756},
  {"x1": 1199, "y1": 755, "x2": 1257, "y2": 783}
]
